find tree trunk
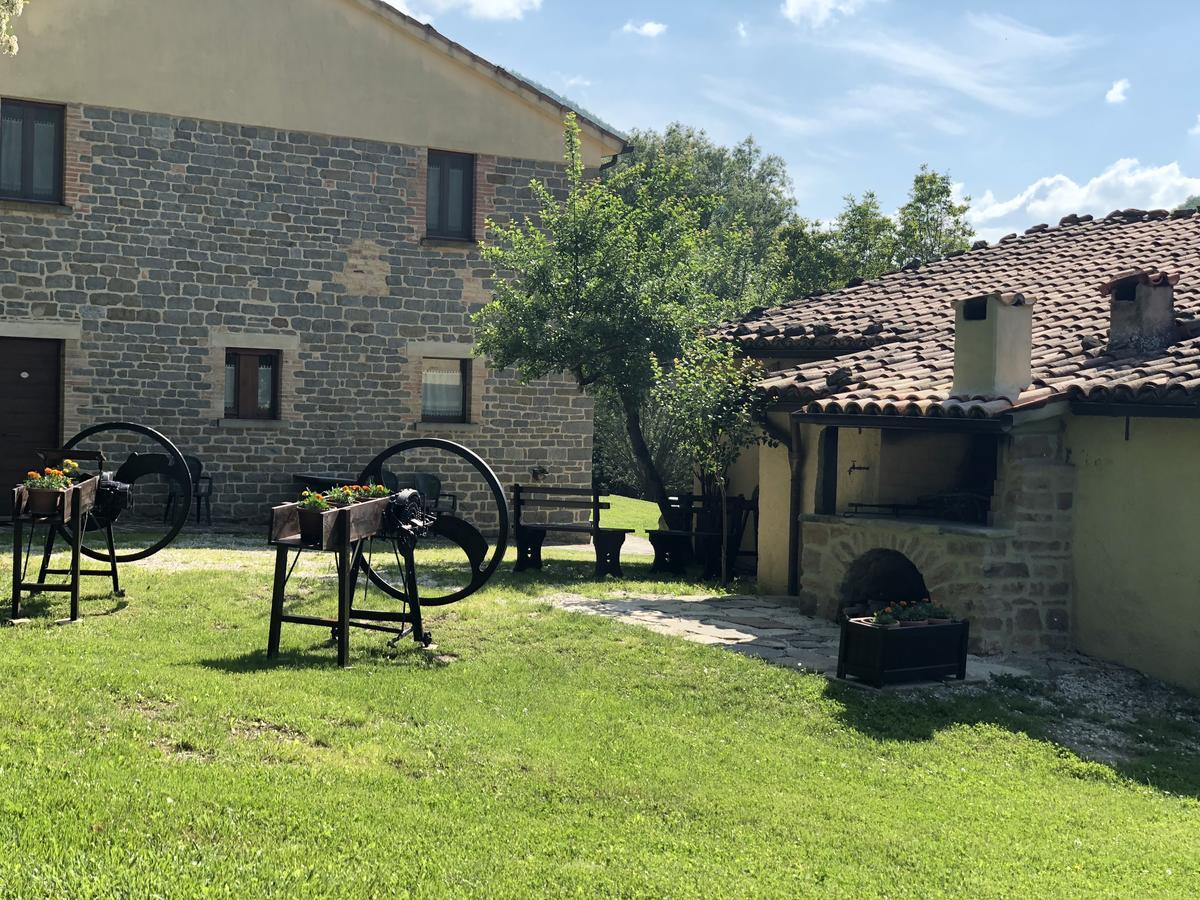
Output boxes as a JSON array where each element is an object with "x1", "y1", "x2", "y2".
[
  {"x1": 718, "y1": 475, "x2": 729, "y2": 586},
  {"x1": 620, "y1": 392, "x2": 685, "y2": 530}
]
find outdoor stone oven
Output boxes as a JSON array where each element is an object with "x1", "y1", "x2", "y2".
[
  {"x1": 836, "y1": 548, "x2": 930, "y2": 618},
  {"x1": 798, "y1": 427, "x2": 1074, "y2": 654}
]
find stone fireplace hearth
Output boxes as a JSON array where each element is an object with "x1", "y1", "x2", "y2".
[{"x1": 797, "y1": 429, "x2": 1075, "y2": 654}]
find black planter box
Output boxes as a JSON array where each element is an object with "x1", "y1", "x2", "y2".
[{"x1": 836, "y1": 618, "x2": 969, "y2": 687}]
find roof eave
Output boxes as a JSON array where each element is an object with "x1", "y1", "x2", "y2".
[{"x1": 788, "y1": 410, "x2": 1013, "y2": 433}]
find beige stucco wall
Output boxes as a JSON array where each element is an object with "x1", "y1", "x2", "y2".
[
  {"x1": 835, "y1": 427, "x2": 882, "y2": 511},
  {"x1": 755, "y1": 439, "x2": 793, "y2": 594},
  {"x1": 876, "y1": 432, "x2": 978, "y2": 505},
  {"x1": 2, "y1": 0, "x2": 622, "y2": 166},
  {"x1": 1067, "y1": 416, "x2": 1200, "y2": 692}
]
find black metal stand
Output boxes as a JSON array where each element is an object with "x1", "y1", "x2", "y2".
[
  {"x1": 34, "y1": 521, "x2": 123, "y2": 598},
  {"x1": 267, "y1": 534, "x2": 431, "y2": 669},
  {"x1": 11, "y1": 489, "x2": 86, "y2": 623}
]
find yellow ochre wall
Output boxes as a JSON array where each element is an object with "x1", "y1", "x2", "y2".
[
  {"x1": 1, "y1": 0, "x2": 623, "y2": 166},
  {"x1": 736, "y1": 418, "x2": 825, "y2": 596},
  {"x1": 755, "y1": 438, "x2": 793, "y2": 594},
  {"x1": 1067, "y1": 415, "x2": 1200, "y2": 692}
]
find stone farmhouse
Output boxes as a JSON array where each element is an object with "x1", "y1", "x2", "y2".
[
  {"x1": 718, "y1": 210, "x2": 1200, "y2": 693},
  {"x1": 0, "y1": 0, "x2": 626, "y2": 520}
]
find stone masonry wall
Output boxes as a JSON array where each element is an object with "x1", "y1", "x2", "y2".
[
  {"x1": 0, "y1": 103, "x2": 592, "y2": 526},
  {"x1": 798, "y1": 425, "x2": 1075, "y2": 654}
]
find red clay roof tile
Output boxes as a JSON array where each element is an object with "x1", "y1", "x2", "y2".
[{"x1": 729, "y1": 211, "x2": 1200, "y2": 418}]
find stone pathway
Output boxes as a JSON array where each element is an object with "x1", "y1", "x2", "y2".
[
  {"x1": 545, "y1": 535, "x2": 655, "y2": 556},
  {"x1": 549, "y1": 592, "x2": 1033, "y2": 688}
]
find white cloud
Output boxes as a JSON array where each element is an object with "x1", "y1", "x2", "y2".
[
  {"x1": 1105, "y1": 78, "x2": 1130, "y2": 104},
  {"x1": 736, "y1": 21, "x2": 749, "y2": 40},
  {"x1": 781, "y1": 0, "x2": 870, "y2": 28},
  {"x1": 835, "y1": 13, "x2": 1090, "y2": 115},
  {"x1": 702, "y1": 77, "x2": 965, "y2": 138},
  {"x1": 623, "y1": 20, "x2": 667, "y2": 38},
  {"x1": 967, "y1": 159, "x2": 1200, "y2": 233},
  {"x1": 1189, "y1": 115, "x2": 1200, "y2": 136},
  {"x1": 562, "y1": 74, "x2": 592, "y2": 90},
  {"x1": 387, "y1": 0, "x2": 541, "y2": 21}
]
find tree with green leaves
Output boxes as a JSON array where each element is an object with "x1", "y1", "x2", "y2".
[
  {"x1": 475, "y1": 115, "x2": 746, "y2": 523},
  {"x1": 1, "y1": 0, "x2": 28, "y2": 55},
  {"x1": 767, "y1": 216, "x2": 844, "y2": 299},
  {"x1": 767, "y1": 192, "x2": 898, "y2": 300},
  {"x1": 613, "y1": 123, "x2": 794, "y2": 268},
  {"x1": 768, "y1": 167, "x2": 974, "y2": 300},
  {"x1": 592, "y1": 124, "x2": 786, "y2": 494},
  {"x1": 895, "y1": 164, "x2": 973, "y2": 265},
  {"x1": 651, "y1": 338, "x2": 771, "y2": 583},
  {"x1": 836, "y1": 190, "x2": 897, "y2": 281}
]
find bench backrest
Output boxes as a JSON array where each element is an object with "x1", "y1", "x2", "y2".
[{"x1": 512, "y1": 484, "x2": 609, "y2": 529}]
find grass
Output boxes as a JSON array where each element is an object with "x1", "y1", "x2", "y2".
[
  {"x1": 1, "y1": 534, "x2": 1199, "y2": 896},
  {"x1": 602, "y1": 493, "x2": 662, "y2": 535}
]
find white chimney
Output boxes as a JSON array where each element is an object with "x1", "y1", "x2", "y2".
[
  {"x1": 1102, "y1": 270, "x2": 1180, "y2": 353},
  {"x1": 950, "y1": 291, "x2": 1034, "y2": 402}
]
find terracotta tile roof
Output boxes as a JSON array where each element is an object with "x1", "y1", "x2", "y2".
[{"x1": 732, "y1": 209, "x2": 1200, "y2": 418}]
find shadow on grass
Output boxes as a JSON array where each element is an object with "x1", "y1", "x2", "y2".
[
  {"x1": 822, "y1": 675, "x2": 1200, "y2": 798},
  {"x1": 10, "y1": 593, "x2": 127, "y2": 621},
  {"x1": 196, "y1": 640, "x2": 453, "y2": 674}
]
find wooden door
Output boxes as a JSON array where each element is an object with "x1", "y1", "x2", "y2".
[{"x1": 0, "y1": 338, "x2": 62, "y2": 517}]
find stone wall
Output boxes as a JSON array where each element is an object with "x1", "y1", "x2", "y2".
[
  {"x1": 798, "y1": 424, "x2": 1075, "y2": 653},
  {"x1": 0, "y1": 103, "x2": 592, "y2": 526}
]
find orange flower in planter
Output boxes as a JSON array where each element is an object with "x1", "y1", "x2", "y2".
[{"x1": 21, "y1": 465, "x2": 76, "y2": 490}]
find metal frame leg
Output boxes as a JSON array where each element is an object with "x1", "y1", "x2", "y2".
[
  {"x1": 34, "y1": 526, "x2": 56, "y2": 593},
  {"x1": 401, "y1": 548, "x2": 429, "y2": 647},
  {"x1": 68, "y1": 492, "x2": 82, "y2": 622},
  {"x1": 11, "y1": 515, "x2": 22, "y2": 620},
  {"x1": 267, "y1": 544, "x2": 289, "y2": 658},
  {"x1": 336, "y1": 540, "x2": 353, "y2": 667},
  {"x1": 103, "y1": 524, "x2": 124, "y2": 597}
]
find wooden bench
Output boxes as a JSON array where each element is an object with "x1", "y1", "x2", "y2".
[
  {"x1": 648, "y1": 492, "x2": 758, "y2": 579},
  {"x1": 512, "y1": 485, "x2": 634, "y2": 577},
  {"x1": 647, "y1": 494, "x2": 718, "y2": 576}
]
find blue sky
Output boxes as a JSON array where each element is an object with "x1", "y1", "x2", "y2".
[{"x1": 388, "y1": 0, "x2": 1200, "y2": 241}]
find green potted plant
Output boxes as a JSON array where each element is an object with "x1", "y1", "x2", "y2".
[
  {"x1": 297, "y1": 490, "x2": 331, "y2": 543},
  {"x1": 871, "y1": 607, "x2": 899, "y2": 629},
  {"x1": 21, "y1": 460, "x2": 80, "y2": 516},
  {"x1": 927, "y1": 604, "x2": 953, "y2": 625},
  {"x1": 896, "y1": 601, "x2": 928, "y2": 627},
  {"x1": 324, "y1": 485, "x2": 357, "y2": 508},
  {"x1": 361, "y1": 483, "x2": 393, "y2": 499}
]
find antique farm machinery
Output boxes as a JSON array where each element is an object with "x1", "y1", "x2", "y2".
[
  {"x1": 10, "y1": 422, "x2": 193, "y2": 622},
  {"x1": 266, "y1": 438, "x2": 509, "y2": 667}
]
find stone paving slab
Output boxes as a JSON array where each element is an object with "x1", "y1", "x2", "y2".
[{"x1": 549, "y1": 592, "x2": 1033, "y2": 689}]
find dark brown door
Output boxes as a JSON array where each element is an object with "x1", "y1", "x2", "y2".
[{"x1": 0, "y1": 338, "x2": 62, "y2": 517}]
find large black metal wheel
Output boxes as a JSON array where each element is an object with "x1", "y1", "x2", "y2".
[
  {"x1": 62, "y1": 422, "x2": 192, "y2": 563},
  {"x1": 357, "y1": 438, "x2": 508, "y2": 606}
]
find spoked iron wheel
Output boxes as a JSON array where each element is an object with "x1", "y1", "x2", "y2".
[
  {"x1": 356, "y1": 438, "x2": 508, "y2": 606},
  {"x1": 60, "y1": 422, "x2": 193, "y2": 563}
]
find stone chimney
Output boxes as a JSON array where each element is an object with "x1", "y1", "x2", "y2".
[
  {"x1": 1101, "y1": 270, "x2": 1180, "y2": 353},
  {"x1": 950, "y1": 291, "x2": 1034, "y2": 402}
]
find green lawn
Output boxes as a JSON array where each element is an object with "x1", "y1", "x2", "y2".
[
  {"x1": 1, "y1": 536, "x2": 1199, "y2": 896},
  {"x1": 602, "y1": 493, "x2": 662, "y2": 535}
]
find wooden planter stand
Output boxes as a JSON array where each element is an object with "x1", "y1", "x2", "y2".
[
  {"x1": 836, "y1": 618, "x2": 969, "y2": 687},
  {"x1": 266, "y1": 495, "x2": 432, "y2": 668},
  {"x1": 10, "y1": 476, "x2": 104, "y2": 624}
]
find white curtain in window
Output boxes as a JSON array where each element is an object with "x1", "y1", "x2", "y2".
[{"x1": 422, "y1": 359, "x2": 464, "y2": 418}]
